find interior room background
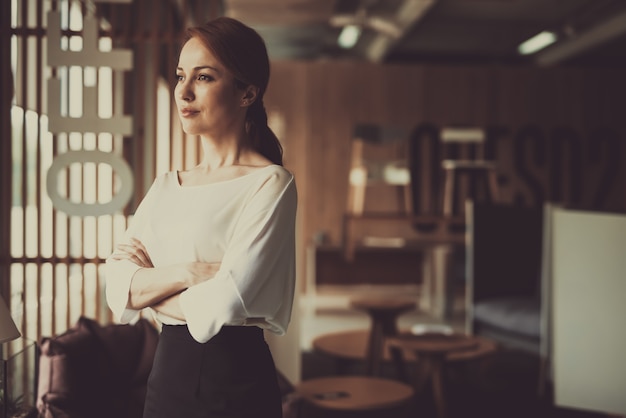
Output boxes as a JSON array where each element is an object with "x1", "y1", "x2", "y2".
[{"x1": 1, "y1": 0, "x2": 626, "y2": 385}]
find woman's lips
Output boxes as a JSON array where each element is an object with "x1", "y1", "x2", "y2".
[{"x1": 180, "y1": 108, "x2": 199, "y2": 117}]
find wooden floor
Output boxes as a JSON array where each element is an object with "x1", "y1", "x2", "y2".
[{"x1": 299, "y1": 286, "x2": 609, "y2": 418}]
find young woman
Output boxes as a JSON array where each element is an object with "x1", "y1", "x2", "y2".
[{"x1": 105, "y1": 17, "x2": 296, "y2": 418}]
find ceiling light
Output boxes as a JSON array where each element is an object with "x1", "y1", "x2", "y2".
[
  {"x1": 518, "y1": 31, "x2": 558, "y2": 55},
  {"x1": 338, "y1": 25, "x2": 362, "y2": 49}
]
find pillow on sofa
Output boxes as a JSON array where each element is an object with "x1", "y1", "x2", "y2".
[{"x1": 37, "y1": 317, "x2": 158, "y2": 418}]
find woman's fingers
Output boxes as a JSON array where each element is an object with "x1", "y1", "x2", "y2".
[
  {"x1": 115, "y1": 239, "x2": 154, "y2": 268},
  {"x1": 111, "y1": 249, "x2": 147, "y2": 267},
  {"x1": 114, "y1": 247, "x2": 148, "y2": 267},
  {"x1": 130, "y1": 238, "x2": 153, "y2": 266}
]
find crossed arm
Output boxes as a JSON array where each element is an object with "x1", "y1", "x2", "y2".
[{"x1": 110, "y1": 238, "x2": 220, "y2": 320}]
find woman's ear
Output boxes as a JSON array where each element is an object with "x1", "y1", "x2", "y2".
[{"x1": 240, "y1": 85, "x2": 260, "y2": 107}]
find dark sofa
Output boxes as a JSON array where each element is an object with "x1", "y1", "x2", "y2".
[{"x1": 36, "y1": 317, "x2": 159, "y2": 418}]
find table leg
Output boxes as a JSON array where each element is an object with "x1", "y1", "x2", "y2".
[
  {"x1": 366, "y1": 314, "x2": 401, "y2": 376},
  {"x1": 410, "y1": 352, "x2": 448, "y2": 418},
  {"x1": 412, "y1": 354, "x2": 432, "y2": 394},
  {"x1": 366, "y1": 319, "x2": 385, "y2": 376},
  {"x1": 430, "y1": 358, "x2": 447, "y2": 418},
  {"x1": 390, "y1": 346, "x2": 409, "y2": 382}
]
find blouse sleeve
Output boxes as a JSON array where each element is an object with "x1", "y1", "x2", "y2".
[
  {"x1": 179, "y1": 170, "x2": 297, "y2": 343},
  {"x1": 104, "y1": 176, "x2": 161, "y2": 324}
]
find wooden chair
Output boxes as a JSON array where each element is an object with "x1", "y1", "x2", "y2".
[{"x1": 440, "y1": 127, "x2": 499, "y2": 217}]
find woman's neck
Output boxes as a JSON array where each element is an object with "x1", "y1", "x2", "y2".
[{"x1": 197, "y1": 132, "x2": 251, "y2": 170}]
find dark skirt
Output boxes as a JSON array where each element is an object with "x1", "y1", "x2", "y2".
[{"x1": 143, "y1": 325, "x2": 282, "y2": 418}]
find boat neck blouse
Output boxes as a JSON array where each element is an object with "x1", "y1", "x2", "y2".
[{"x1": 105, "y1": 165, "x2": 297, "y2": 343}]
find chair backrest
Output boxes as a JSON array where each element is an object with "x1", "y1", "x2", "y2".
[
  {"x1": 465, "y1": 201, "x2": 544, "y2": 303},
  {"x1": 440, "y1": 126, "x2": 487, "y2": 161}
]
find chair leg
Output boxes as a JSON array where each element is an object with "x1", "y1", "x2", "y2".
[
  {"x1": 537, "y1": 356, "x2": 549, "y2": 398},
  {"x1": 431, "y1": 360, "x2": 448, "y2": 418},
  {"x1": 487, "y1": 169, "x2": 499, "y2": 203},
  {"x1": 443, "y1": 169, "x2": 455, "y2": 216},
  {"x1": 390, "y1": 346, "x2": 409, "y2": 383}
]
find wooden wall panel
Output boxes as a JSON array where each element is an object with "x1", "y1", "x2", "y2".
[
  {"x1": 422, "y1": 65, "x2": 493, "y2": 125},
  {"x1": 264, "y1": 62, "x2": 310, "y2": 287},
  {"x1": 381, "y1": 65, "x2": 426, "y2": 124},
  {"x1": 264, "y1": 61, "x2": 626, "y2": 261}
]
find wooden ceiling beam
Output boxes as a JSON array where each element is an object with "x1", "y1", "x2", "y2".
[{"x1": 534, "y1": 9, "x2": 626, "y2": 66}]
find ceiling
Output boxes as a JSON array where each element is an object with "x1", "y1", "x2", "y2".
[{"x1": 213, "y1": 0, "x2": 626, "y2": 67}]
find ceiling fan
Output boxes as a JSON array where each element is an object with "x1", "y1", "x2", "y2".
[{"x1": 329, "y1": 0, "x2": 403, "y2": 40}]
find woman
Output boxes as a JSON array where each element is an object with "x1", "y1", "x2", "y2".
[{"x1": 105, "y1": 17, "x2": 296, "y2": 418}]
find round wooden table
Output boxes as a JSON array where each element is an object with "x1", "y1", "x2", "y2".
[
  {"x1": 312, "y1": 328, "x2": 496, "y2": 365},
  {"x1": 295, "y1": 376, "x2": 414, "y2": 417},
  {"x1": 349, "y1": 298, "x2": 417, "y2": 376},
  {"x1": 387, "y1": 332, "x2": 494, "y2": 418}
]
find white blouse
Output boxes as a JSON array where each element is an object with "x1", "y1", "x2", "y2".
[{"x1": 105, "y1": 165, "x2": 297, "y2": 343}]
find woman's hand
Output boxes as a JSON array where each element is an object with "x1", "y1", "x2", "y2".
[
  {"x1": 152, "y1": 294, "x2": 184, "y2": 321},
  {"x1": 111, "y1": 238, "x2": 153, "y2": 268},
  {"x1": 182, "y1": 262, "x2": 222, "y2": 287}
]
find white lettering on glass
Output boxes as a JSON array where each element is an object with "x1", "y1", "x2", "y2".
[
  {"x1": 47, "y1": 150, "x2": 134, "y2": 217},
  {"x1": 46, "y1": 4, "x2": 134, "y2": 217}
]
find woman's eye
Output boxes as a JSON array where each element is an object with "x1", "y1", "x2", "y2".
[
  {"x1": 175, "y1": 74, "x2": 184, "y2": 82},
  {"x1": 198, "y1": 74, "x2": 212, "y2": 81}
]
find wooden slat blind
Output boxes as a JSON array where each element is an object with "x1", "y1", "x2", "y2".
[{"x1": 4, "y1": 0, "x2": 220, "y2": 358}]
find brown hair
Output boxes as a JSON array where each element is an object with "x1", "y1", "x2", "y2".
[{"x1": 184, "y1": 17, "x2": 283, "y2": 166}]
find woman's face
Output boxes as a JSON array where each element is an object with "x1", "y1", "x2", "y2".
[{"x1": 174, "y1": 37, "x2": 245, "y2": 137}]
